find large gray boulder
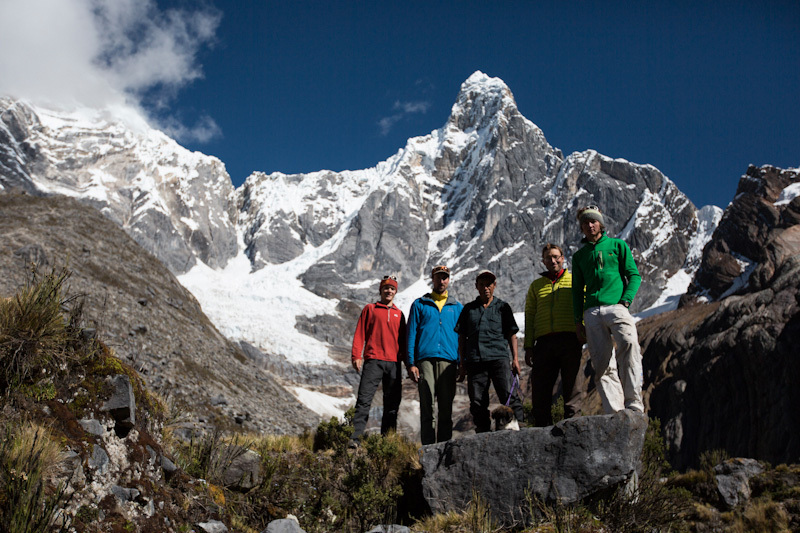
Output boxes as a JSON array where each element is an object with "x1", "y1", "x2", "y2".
[
  {"x1": 421, "y1": 410, "x2": 648, "y2": 526},
  {"x1": 714, "y1": 458, "x2": 766, "y2": 510}
]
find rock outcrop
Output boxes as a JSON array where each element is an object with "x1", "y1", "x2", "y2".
[
  {"x1": 640, "y1": 165, "x2": 800, "y2": 470},
  {"x1": 420, "y1": 411, "x2": 648, "y2": 526}
]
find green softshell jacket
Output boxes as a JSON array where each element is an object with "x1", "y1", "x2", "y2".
[{"x1": 572, "y1": 233, "x2": 641, "y2": 323}]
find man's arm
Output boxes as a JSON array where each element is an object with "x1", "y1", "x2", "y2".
[
  {"x1": 399, "y1": 312, "x2": 408, "y2": 365},
  {"x1": 456, "y1": 335, "x2": 466, "y2": 382},
  {"x1": 501, "y1": 302, "x2": 521, "y2": 375},
  {"x1": 572, "y1": 253, "x2": 587, "y2": 342},
  {"x1": 507, "y1": 333, "x2": 521, "y2": 376},
  {"x1": 406, "y1": 301, "x2": 420, "y2": 382},
  {"x1": 351, "y1": 305, "x2": 369, "y2": 372},
  {"x1": 619, "y1": 241, "x2": 642, "y2": 305},
  {"x1": 523, "y1": 282, "x2": 537, "y2": 366}
]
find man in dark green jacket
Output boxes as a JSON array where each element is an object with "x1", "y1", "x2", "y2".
[{"x1": 572, "y1": 206, "x2": 644, "y2": 414}]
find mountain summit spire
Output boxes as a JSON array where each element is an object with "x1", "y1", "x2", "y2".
[{"x1": 448, "y1": 71, "x2": 518, "y2": 132}]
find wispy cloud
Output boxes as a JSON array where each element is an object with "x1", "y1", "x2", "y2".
[
  {"x1": 161, "y1": 114, "x2": 223, "y2": 144},
  {"x1": 378, "y1": 99, "x2": 432, "y2": 136},
  {"x1": 0, "y1": 0, "x2": 222, "y2": 143}
]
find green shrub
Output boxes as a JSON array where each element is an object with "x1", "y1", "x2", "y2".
[
  {"x1": 0, "y1": 269, "x2": 76, "y2": 391},
  {"x1": 313, "y1": 407, "x2": 354, "y2": 452},
  {"x1": 0, "y1": 423, "x2": 70, "y2": 532}
]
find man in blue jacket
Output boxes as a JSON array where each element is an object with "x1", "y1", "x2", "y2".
[{"x1": 407, "y1": 265, "x2": 464, "y2": 445}]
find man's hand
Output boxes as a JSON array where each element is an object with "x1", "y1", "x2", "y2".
[
  {"x1": 511, "y1": 357, "x2": 521, "y2": 376},
  {"x1": 352, "y1": 358, "x2": 363, "y2": 373},
  {"x1": 576, "y1": 323, "x2": 586, "y2": 343},
  {"x1": 524, "y1": 347, "x2": 535, "y2": 367},
  {"x1": 457, "y1": 362, "x2": 466, "y2": 383},
  {"x1": 409, "y1": 365, "x2": 420, "y2": 383}
]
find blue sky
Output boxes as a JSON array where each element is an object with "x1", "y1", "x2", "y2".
[{"x1": 1, "y1": 1, "x2": 798, "y2": 209}]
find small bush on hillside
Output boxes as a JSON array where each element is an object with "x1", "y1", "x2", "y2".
[
  {"x1": 0, "y1": 422, "x2": 70, "y2": 533},
  {"x1": 313, "y1": 407, "x2": 355, "y2": 452},
  {"x1": 174, "y1": 429, "x2": 253, "y2": 486},
  {"x1": 0, "y1": 269, "x2": 80, "y2": 391}
]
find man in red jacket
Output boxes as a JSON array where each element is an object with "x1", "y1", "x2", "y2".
[{"x1": 351, "y1": 275, "x2": 408, "y2": 443}]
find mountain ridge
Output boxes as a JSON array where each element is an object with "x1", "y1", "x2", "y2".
[{"x1": 1, "y1": 72, "x2": 718, "y2": 421}]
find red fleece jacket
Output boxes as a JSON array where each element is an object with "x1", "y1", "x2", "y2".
[{"x1": 351, "y1": 302, "x2": 408, "y2": 363}]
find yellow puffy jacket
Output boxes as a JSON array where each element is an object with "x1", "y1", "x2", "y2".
[{"x1": 523, "y1": 269, "x2": 575, "y2": 348}]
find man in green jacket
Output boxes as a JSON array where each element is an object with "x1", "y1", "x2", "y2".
[
  {"x1": 572, "y1": 206, "x2": 644, "y2": 414},
  {"x1": 524, "y1": 243, "x2": 584, "y2": 426}
]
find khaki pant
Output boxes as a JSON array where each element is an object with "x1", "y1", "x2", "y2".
[
  {"x1": 418, "y1": 358, "x2": 457, "y2": 445},
  {"x1": 583, "y1": 304, "x2": 643, "y2": 413}
]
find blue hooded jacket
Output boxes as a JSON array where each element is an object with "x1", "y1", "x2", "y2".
[{"x1": 407, "y1": 294, "x2": 463, "y2": 366}]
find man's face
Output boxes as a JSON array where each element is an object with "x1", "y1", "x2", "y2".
[
  {"x1": 380, "y1": 284, "x2": 397, "y2": 305},
  {"x1": 580, "y1": 218, "x2": 603, "y2": 241},
  {"x1": 432, "y1": 272, "x2": 450, "y2": 293},
  {"x1": 542, "y1": 248, "x2": 564, "y2": 274},
  {"x1": 475, "y1": 277, "x2": 496, "y2": 303}
]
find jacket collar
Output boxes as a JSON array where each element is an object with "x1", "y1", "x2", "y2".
[
  {"x1": 539, "y1": 268, "x2": 568, "y2": 281},
  {"x1": 581, "y1": 231, "x2": 608, "y2": 245},
  {"x1": 422, "y1": 293, "x2": 456, "y2": 305}
]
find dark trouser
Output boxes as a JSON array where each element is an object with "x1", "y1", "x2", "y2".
[
  {"x1": 466, "y1": 358, "x2": 524, "y2": 433},
  {"x1": 418, "y1": 358, "x2": 458, "y2": 445},
  {"x1": 352, "y1": 359, "x2": 403, "y2": 439},
  {"x1": 530, "y1": 332, "x2": 584, "y2": 427}
]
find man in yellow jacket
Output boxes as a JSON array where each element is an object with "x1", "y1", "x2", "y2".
[{"x1": 524, "y1": 244, "x2": 584, "y2": 426}]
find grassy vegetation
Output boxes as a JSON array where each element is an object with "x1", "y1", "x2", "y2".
[
  {"x1": 165, "y1": 409, "x2": 423, "y2": 533},
  {"x1": 0, "y1": 269, "x2": 81, "y2": 391},
  {"x1": 0, "y1": 422, "x2": 69, "y2": 533}
]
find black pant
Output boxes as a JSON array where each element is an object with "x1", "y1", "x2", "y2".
[
  {"x1": 530, "y1": 332, "x2": 584, "y2": 427},
  {"x1": 352, "y1": 359, "x2": 403, "y2": 439},
  {"x1": 466, "y1": 358, "x2": 524, "y2": 433}
]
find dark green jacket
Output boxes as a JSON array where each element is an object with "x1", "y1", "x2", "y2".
[
  {"x1": 572, "y1": 233, "x2": 641, "y2": 322},
  {"x1": 454, "y1": 297, "x2": 519, "y2": 363}
]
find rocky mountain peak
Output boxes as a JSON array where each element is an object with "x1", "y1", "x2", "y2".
[
  {"x1": 448, "y1": 71, "x2": 519, "y2": 133},
  {"x1": 685, "y1": 164, "x2": 800, "y2": 302}
]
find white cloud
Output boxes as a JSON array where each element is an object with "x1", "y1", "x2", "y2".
[
  {"x1": 161, "y1": 114, "x2": 222, "y2": 144},
  {"x1": 0, "y1": 0, "x2": 221, "y2": 142},
  {"x1": 378, "y1": 99, "x2": 432, "y2": 136}
]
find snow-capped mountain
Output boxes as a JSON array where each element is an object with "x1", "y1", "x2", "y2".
[
  {"x1": 0, "y1": 98, "x2": 238, "y2": 273},
  {"x1": 0, "y1": 72, "x2": 719, "y2": 418}
]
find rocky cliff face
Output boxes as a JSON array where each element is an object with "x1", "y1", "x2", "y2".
[
  {"x1": 640, "y1": 165, "x2": 800, "y2": 470},
  {"x1": 0, "y1": 192, "x2": 317, "y2": 435}
]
